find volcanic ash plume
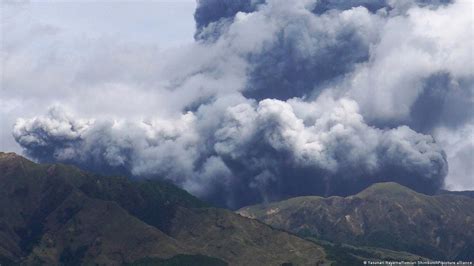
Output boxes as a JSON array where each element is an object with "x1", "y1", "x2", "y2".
[
  {"x1": 14, "y1": 0, "x2": 473, "y2": 208},
  {"x1": 14, "y1": 95, "x2": 447, "y2": 208}
]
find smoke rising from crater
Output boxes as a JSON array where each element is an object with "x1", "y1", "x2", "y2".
[{"x1": 12, "y1": 0, "x2": 473, "y2": 208}]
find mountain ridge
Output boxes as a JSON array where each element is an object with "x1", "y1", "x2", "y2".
[
  {"x1": 238, "y1": 182, "x2": 474, "y2": 261},
  {"x1": 0, "y1": 152, "x2": 327, "y2": 265},
  {"x1": 3, "y1": 152, "x2": 472, "y2": 265}
]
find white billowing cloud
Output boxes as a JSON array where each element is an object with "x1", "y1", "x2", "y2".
[
  {"x1": 215, "y1": 95, "x2": 446, "y2": 184},
  {"x1": 13, "y1": 106, "x2": 92, "y2": 148},
  {"x1": 434, "y1": 124, "x2": 474, "y2": 191},
  {"x1": 347, "y1": 0, "x2": 474, "y2": 122}
]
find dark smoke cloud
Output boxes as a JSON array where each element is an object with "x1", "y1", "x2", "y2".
[
  {"x1": 409, "y1": 73, "x2": 474, "y2": 132},
  {"x1": 13, "y1": 0, "x2": 472, "y2": 208},
  {"x1": 194, "y1": 0, "x2": 264, "y2": 40},
  {"x1": 194, "y1": 0, "x2": 451, "y2": 37},
  {"x1": 196, "y1": 0, "x2": 377, "y2": 100},
  {"x1": 195, "y1": 0, "x2": 455, "y2": 102}
]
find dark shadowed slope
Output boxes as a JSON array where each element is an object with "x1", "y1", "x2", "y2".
[
  {"x1": 238, "y1": 182, "x2": 474, "y2": 261},
  {"x1": 0, "y1": 152, "x2": 326, "y2": 265}
]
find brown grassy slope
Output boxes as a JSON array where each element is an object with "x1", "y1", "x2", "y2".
[{"x1": 238, "y1": 182, "x2": 474, "y2": 260}]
